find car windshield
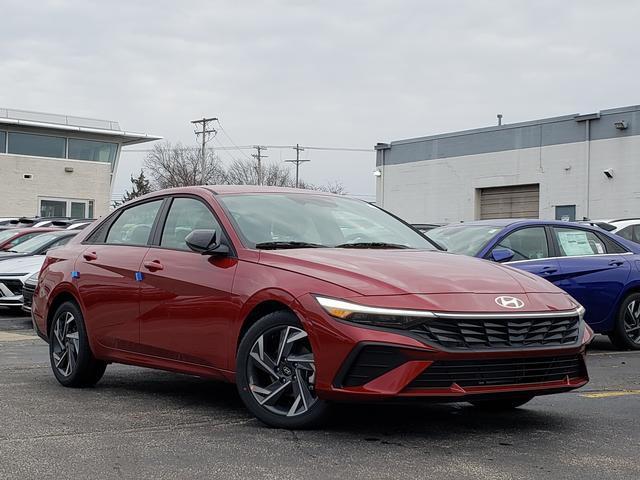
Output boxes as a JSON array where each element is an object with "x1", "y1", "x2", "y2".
[
  {"x1": 8, "y1": 233, "x2": 63, "y2": 253},
  {"x1": 217, "y1": 193, "x2": 437, "y2": 249},
  {"x1": 426, "y1": 224, "x2": 503, "y2": 255}
]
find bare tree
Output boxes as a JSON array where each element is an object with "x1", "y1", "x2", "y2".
[
  {"x1": 143, "y1": 142, "x2": 226, "y2": 189},
  {"x1": 298, "y1": 179, "x2": 347, "y2": 195},
  {"x1": 224, "y1": 158, "x2": 293, "y2": 187}
]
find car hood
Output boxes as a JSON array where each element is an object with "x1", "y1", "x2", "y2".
[
  {"x1": 0, "y1": 255, "x2": 45, "y2": 275},
  {"x1": 258, "y1": 249, "x2": 562, "y2": 296}
]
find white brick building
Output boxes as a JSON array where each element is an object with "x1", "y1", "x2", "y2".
[
  {"x1": 375, "y1": 105, "x2": 640, "y2": 223},
  {"x1": 0, "y1": 108, "x2": 160, "y2": 219}
]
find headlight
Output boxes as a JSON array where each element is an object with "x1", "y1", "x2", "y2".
[
  {"x1": 25, "y1": 271, "x2": 39, "y2": 286},
  {"x1": 314, "y1": 296, "x2": 434, "y2": 329}
]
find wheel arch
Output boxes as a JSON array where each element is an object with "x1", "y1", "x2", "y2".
[{"x1": 46, "y1": 288, "x2": 82, "y2": 337}]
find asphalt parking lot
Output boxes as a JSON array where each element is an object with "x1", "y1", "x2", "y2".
[{"x1": 1, "y1": 311, "x2": 639, "y2": 480}]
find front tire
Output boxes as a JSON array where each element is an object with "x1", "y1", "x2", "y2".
[
  {"x1": 49, "y1": 301, "x2": 107, "y2": 387},
  {"x1": 469, "y1": 395, "x2": 534, "y2": 411},
  {"x1": 236, "y1": 311, "x2": 329, "y2": 429},
  {"x1": 608, "y1": 293, "x2": 640, "y2": 350}
]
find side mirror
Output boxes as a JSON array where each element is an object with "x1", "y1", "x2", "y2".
[
  {"x1": 490, "y1": 247, "x2": 515, "y2": 263},
  {"x1": 185, "y1": 229, "x2": 229, "y2": 255}
]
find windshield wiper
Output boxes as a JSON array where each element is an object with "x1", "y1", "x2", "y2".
[
  {"x1": 334, "y1": 242, "x2": 411, "y2": 249},
  {"x1": 255, "y1": 241, "x2": 327, "y2": 250}
]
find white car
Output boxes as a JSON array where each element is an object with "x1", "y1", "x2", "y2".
[
  {"x1": 0, "y1": 256, "x2": 45, "y2": 311},
  {"x1": 592, "y1": 218, "x2": 640, "y2": 244}
]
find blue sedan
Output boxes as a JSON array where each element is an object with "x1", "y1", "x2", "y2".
[{"x1": 427, "y1": 219, "x2": 640, "y2": 350}]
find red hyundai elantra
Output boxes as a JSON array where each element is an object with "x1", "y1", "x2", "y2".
[{"x1": 32, "y1": 186, "x2": 591, "y2": 428}]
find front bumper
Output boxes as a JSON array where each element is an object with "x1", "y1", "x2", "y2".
[{"x1": 296, "y1": 294, "x2": 591, "y2": 402}]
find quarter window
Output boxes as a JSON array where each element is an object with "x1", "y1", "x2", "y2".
[
  {"x1": 553, "y1": 228, "x2": 608, "y2": 256},
  {"x1": 106, "y1": 200, "x2": 163, "y2": 246},
  {"x1": 494, "y1": 227, "x2": 549, "y2": 261},
  {"x1": 160, "y1": 198, "x2": 220, "y2": 250}
]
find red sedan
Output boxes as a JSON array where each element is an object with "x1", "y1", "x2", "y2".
[
  {"x1": 0, "y1": 227, "x2": 59, "y2": 251},
  {"x1": 32, "y1": 186, "x2": 591, "y2": 428}
]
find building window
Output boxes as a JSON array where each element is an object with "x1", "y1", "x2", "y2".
[
  {"x1": 0, "y1": 131, "x2": 5, "y2": 153},
  {"x1": 8, "y1": 132, "x2": 66, "y2": 159},
  {"x1": 68, "y1": 138, "x2": 117, "y2": 165},
  {"x1": 39, "y1": 198, "x2": 91, "y2": 218}
]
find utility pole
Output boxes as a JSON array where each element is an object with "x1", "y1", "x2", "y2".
[
  {"x1": 252, "y1": 146, "x2": 268, "y2": 185},
  {"x1": 285, "y1": 144, "x2": 310, "y2": 188},
  {"x1": 191, "y1": 117, "x2": 218, "y2": 184}
]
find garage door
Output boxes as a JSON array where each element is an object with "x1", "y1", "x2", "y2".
[{"x1": 479, "y1": 184, "x2": 539, "y2": 220}]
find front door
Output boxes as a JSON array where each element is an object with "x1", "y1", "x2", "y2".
[{"x1": 138, "y1": 196, "x2": 238, "y2": 370}]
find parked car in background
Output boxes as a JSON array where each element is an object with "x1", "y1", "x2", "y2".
[
  {"x1": 411, "y1": 223, "x2": 444, "y2": 234},
  {"x1": 0, "y1": 230, "x2": 78, "y2": 262},
  {"x1": 427, "y1": 219, "x2": 640, "y2": 350},
  {"x1": 600, "y1": 218, "x2": 640, "y2": 244},
  {"x1": 0, "y1": 218, "x2": 18, "y2": 226},
  {"x1": 33, "y1": 186, "x2": 591, "y2": 429},
  {"x1": 51, "y1": 219, "x2": 96, "y2": 230},
  {"x1": 0, "y1": 256, "x2": 45, "y2": 311},
  {"x1": 0, "y1": 227, "x2": 58, "y2": 251}
]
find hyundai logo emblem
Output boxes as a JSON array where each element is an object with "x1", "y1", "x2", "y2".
[{"x1": 495, "y1": 296, "x2": 525, "y2": 309}]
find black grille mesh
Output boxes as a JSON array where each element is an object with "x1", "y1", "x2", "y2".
[
  {"x1": 0, "y1": 279, "x2": 24, "y2": 296},
  {"x1": 407, "y1": 355, "x2": 584, "y2": 389},
  {"x1": 410, "y1": 315, "x2": 580, "y2": 350},
  {"x1": 340, "y1": 346, "x2": 408, "y2": 387}
]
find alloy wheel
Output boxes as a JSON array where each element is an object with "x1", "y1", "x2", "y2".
[
  {"x1": 246, "y1": 325, "x2": 317, "y2": 417},
  {"x1": 624, "y1": 300, "x2": 640, "y2": 344},
  {"x1": 51, "y1": 311, "x2": 80, "y2": 377}
]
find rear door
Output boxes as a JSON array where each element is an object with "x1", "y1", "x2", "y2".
[
  {"x1": 550, "y1": 226, "x2": 631, "y2": 327},
  {"x1": 139, "y1": 196, "x2": 238, "y2": 370},
  {"x1": 76, "y1": 199, "x2": 164, "y2": 350}
]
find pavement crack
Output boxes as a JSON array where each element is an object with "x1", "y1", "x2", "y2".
[{"x1": 0, "y1": 418, "x2": 252, "y2": 444}]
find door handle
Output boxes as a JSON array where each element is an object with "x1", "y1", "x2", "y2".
[
  {"x1": 143, "y1": 260, "x2": 164, "y2": 271},
  {"x1": 540, "y1": 266, "x2": 557, "y2": 274},
  {"x1": 609, "y1": 260, "x2": 624, "y2": 267},
  {"x1": 83, "y1": 251, "x2": 98, "y2": 261}
]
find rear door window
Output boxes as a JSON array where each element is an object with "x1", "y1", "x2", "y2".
[
  {"x1": 106, "y1": 200, "x2": 163, "y2": 246},
  {"x1": 552, "y1": 227, "x2": 619, "y2": 256}
]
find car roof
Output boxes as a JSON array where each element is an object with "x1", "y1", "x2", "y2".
[{"x1": 441, "y1": 219, "x2": 611, "y2": 229}]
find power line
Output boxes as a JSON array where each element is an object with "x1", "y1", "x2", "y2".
[
  {"x1": 121, "y1": 144, "x2": 374, "y2": 153},
  {"x1": 215, "y1": 119, "x2": 255, "y2": 162}
]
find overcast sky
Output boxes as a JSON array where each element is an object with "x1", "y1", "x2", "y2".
[{"x1": 2, "y1": 0, "x2": 639, "y2": 200}]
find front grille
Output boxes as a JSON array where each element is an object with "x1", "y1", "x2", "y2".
[
  {"x1": 407, "y1": 355, "x2": 584, "y2": 390},
  {"x1": 409, "y1": 315, "x2": 580, "y2": 350},
  {"x1": 0, "y1": 279, "x2": 24, "y2": 296},
  {"x1": 339, "y1": 345, "x2": 408, "y2": 387},
  {"x1": 22, "y1": 284, "x2": 35, "y2": 308}
]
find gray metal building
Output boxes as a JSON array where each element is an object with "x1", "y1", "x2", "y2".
[{"x1": 375, "y1": 105, "x2": 640, "y2": 223}]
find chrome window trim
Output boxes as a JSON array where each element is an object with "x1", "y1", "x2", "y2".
[{"x1": 506, "y1": 251, "x2": 634, "y2": 265}]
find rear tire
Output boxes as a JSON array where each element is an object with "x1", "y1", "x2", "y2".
[
  {"x1": 469, "y1": 395, "x2": 534, "y2": 411},
  {"x1": 49, "y1": 301, "x2": 107, "y2": 387},
  {"x1": 608, "y1": 293, "x2": 640, "y2": 351},
  {"x1": 236, "y1": 311, "x2": 329, "y2": 429}
]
